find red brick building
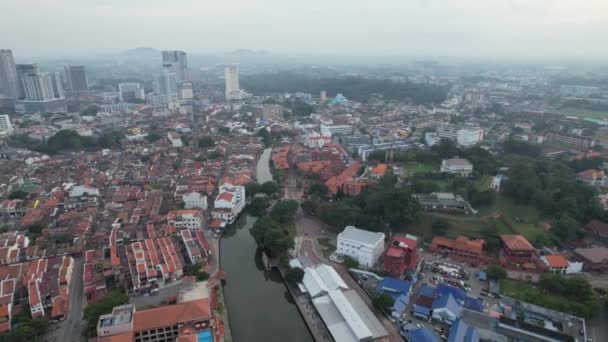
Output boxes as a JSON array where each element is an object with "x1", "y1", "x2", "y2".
[
  {"x1": 500, "y1": 234, "x2": 538, "y2": 266},
  {"x1": 384, "y1": 235, "x2": 418, "y2": 277},
  {"x1": 429, "y1": 235, "x2": 486, "y2": 265}
]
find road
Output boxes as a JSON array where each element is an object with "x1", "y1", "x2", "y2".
[{"x1": 57, "y1": 257, "x2": 85, "y2": 342}]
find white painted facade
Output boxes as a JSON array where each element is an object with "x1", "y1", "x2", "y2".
[{"x1": 336, "y1": 226, "x2": 385, "y2": 268}]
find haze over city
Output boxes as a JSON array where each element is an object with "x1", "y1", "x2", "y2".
[
  {"x1": 2, "y1": 0, "x2": 608, "y2": 59},
  {"x1": 2, "y1": 1, "x2": 608, "y2": 342}
]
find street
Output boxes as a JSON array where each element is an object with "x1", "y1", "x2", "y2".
[{"x1": 50, "y1": 257, "x2": 85, "y2": 342}]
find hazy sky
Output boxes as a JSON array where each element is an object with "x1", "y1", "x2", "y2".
[{"x1": 2, "y1": 0, "x2": 608, "y2": 59}]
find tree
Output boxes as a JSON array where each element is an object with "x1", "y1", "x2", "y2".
[
  {"x1": 431, "y1": 219, "x2": 449, "y2": 236},
  {"x1": 8, "y1": 190, "x2": 27, "y2": 199},
  {"x1": 553, "y1": 214, "x2": 579, "y2": 242},
  {"x1": 309, "y1": 183, "x2": 328, "y2": 197},
  {"x1": 342, "y1": 256, "x2": 359, "y2": 269},
  {"x1": 198, "y1": 136, "x2": 215, "y2": 148},
  {"x1": 372, "y1": 293, "x2": 395, "y2": 313},
  {"x1": 300, "y1": 199, "x2": 319, "y2": 216},
  {"x1": 83, "y1": 291, "x2": 128, "y2": 336},
  {"x1": 486, "y1": 264, "x2": 507, "y2": 280},
  {"x1": 285, "y1": 267, "x2": 305, "y2": 284},
  {"x1": 249, "y1": 197, "x2": 270, "y2": 217},
  {"x1": 145, "y1": 132, "x2": 161, "y2": 143},
  {"x1": 245, "y1": 182, "x2": 262, "y2": 197},
  {"x1": 81, "y1": 105, "x2": 101, "y2": 116},
  {"x1": 261, "y1": 181, "x2": 280, "y2": 195},
  {"x1": 503, "y1": 139, "x2": 541, "y2": 157},
  {"x1": 250, "y1": 215, "x2": 295, "y2": 257},
  {"x1": 257, "y1": 129, "x2": 271, "y2": 147},
  {"x1": 270, "y1": 200, "x2": 299, "y2": 225}
]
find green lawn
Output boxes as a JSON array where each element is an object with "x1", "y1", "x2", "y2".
[
  {"x1": 473, "y1": 175, "x2": 493, "y2": 191},
  {"x1": 403, "y1": 162, "x2": 437, "y2": 175},
  {"x1": 559, "y1": 107, "x2": 608, "y2": 121},
  {"x1": 499, "y1": 279, "x2": 599, "y2": 318},
  {"x1": 408, "y1": 195, "x2": 545, "y2": 242}
]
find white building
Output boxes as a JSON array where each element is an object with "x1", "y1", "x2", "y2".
[
  {"x1": 424, "y1": 132, "x2": 441, "y2": 147},
  {"x1": 118, "y1": 82, "x2": 145, "y2": 102},
  {"x1": 177, "y1": 81, "x2": 193, "y2": 100},
  {"x1": 212, "y1": 184, "x2": 246, "y2": 224},
  {"x1": 0, "y1": 115, "x2": 13, "y2": 136},
  {"x1": 304, "y1": 131, "x2": 331, "y2": 148},
  {"x1": 300, "y1": 263, "x2": 389, "y2": 342},
  {"x1": 225, "y1": 65, "x2": 241, "y2": 100},
  {"x1": 336, "y1": 226, "x2": 385, "y2": 268},
  {"x1": 440, "y1": 158, "x2": 473, "y2": 177},
  {"x1": 302, "y1": 264, "x2": 349, "y2": 298},
  {"x1": 182, "y1": 191, "x2": 207, "y2": 210},
  {"x1": 321, "y1": 124, "x2": 353, "y2": 137},
  {"x1": 437, "y1": 125, "x2": 484, "y2": 147},
  {"x1": 68, "y1": 185, "x2": 100, "y2": 197},
  {"x1": 167, "y1": 131, "x2": 183, "y2": 147},
  {"x1": 167, "y1": 209, "x2": 203, "y2": 231}
]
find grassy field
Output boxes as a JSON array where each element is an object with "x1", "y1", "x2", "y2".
[
  {"x1": 499, "y1": 279, "x2": 599, "y2": 318},
  {"x1": 403, "y1": 162, "x2": 437, "y2": 175},
  {"x1": 558, "y1": 107, "x2": 608, "y2": 121},
  {"x1": 409, "y1": 195, "x2": 545, "y2": 242}
]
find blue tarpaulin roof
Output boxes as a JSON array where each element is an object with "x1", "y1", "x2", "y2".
[
  {"x1": 464, "y1": 297, "x2": 483, "y2": 312},
  {"x1": 448, "y1": 319, "x2": 480, "y2": 342},
  {"x1": 391, "y1": 293, "x2": 409, "y2": 318},
  {"x1": 432, "y1": 293, "x2": 463, "y2": 317},
  {"x1": 478, "y1": 272, "x2": 487, "y2": 281},
  {"x1": 435, "y1": 284, "x2": 466, "y2": 303},
  {"x1": 408, "y1": 327, "x2": 439, "y2": 342},
  {"x1": 419, "y1": 284, "x2": 436, "y2": 298}
]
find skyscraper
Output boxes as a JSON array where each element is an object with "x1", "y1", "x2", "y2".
[
  {"x1": 16, "y1": 64, "x2": 39, "y2": 99},
  {"x1": 22, "y1": 72, "x2": 56, "y2": 101},
  {"x1": 161, "y1": 51, "x2": 188, "y2": 82},
  {"x1": 64, "y1": 65, "x2": 88, "y2": 92},
  {"x1": 156, "y1": 70, "x2": 178, "y2": 100},
  {"x1": 50, "y1": 72, "x2": 65, "y2": 99},
  {"x1": 224, "y1": 65, "x2": 240, "y2": 100},
  {"x1": 0, "y1": 49, "x2": 20, "y2": 99}
]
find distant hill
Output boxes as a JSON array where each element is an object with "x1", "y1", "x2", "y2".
[
  {"x1": 120, "y1": 47, "x2": 160, "y2": 58},
  {"x1": 228, "y1": 49, "x2": 269, "y2": 56}
]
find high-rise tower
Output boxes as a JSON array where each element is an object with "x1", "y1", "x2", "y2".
[{"x1": 0, "y1": 50, "x2": 20, "y2": 99}]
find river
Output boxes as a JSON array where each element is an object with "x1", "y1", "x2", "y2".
[
  {"x1": 256, "y1": 148, "x2": 273, "y2": 184},
  {"x1": 220, "y1": 215, "x2": 313, "y2": 342}
]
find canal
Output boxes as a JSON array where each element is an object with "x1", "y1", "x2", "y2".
[
  {"x1": 220, "y1": 215, "x2": 313, "y2": 342},
  {"x1": 256, "y1": 148, "x2": 273, "y2": 184}
]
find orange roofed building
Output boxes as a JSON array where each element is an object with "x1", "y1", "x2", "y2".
[
  {"x1": 97, "y1": 298, "x2": 212, "y2": 342},
  {"x1": 499, "y1": 234, "x2": 545, "y2": 271},
  {"x1": 325, "y1": 161, "x2": 371, "y2": 196},
  {"x1": 429, "y1": 235, "x2": 487, "y2": 265}
]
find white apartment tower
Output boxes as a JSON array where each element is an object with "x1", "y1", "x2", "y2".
[{"x1": 224, "y1": 65, "x2": 240, "y2": 100}]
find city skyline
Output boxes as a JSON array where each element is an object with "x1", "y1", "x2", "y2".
[{"x1": 1, "y1": 0, "x2": 608, "y2": 59}]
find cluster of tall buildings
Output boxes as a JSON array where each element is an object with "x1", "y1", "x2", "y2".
[
  {"x1": 155, "y1": 50, "x2": 192, "y2": 103},
  {"x1": 0, "y1": 49, "x2": 89, "y2": 113}
]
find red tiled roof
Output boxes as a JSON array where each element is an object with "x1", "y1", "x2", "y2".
[
  {"x1": 133, "y1": 299, "x2": 211, "y2": 332},
  {"x1": 500, "y1": 234, "x2": 535, "y2": 251},
  {"x1": 217, "y1": 192, "x2": 234, "y2": 202},
  {"x1": 544, "y1": 255, "x2": 568, "y2": 268}
]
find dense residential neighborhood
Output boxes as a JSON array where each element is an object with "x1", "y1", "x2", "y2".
[{"x1": 2, "y1": 32, "x2": 608, "y2": 342}]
